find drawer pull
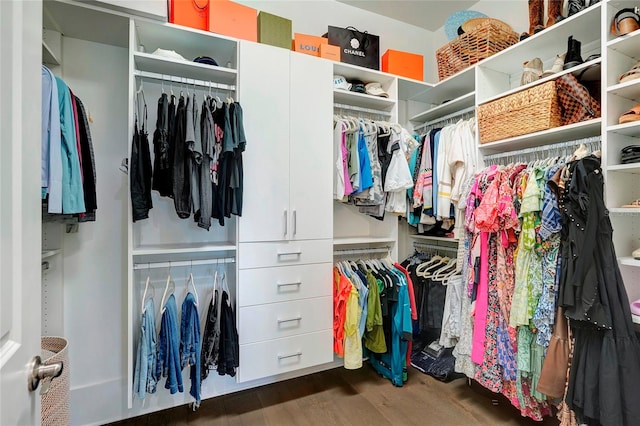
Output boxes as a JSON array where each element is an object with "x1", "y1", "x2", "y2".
[
  {"x1": 278, "y1": 351, "x2": 302, "y2": 360},
  {"x1": 276, "y1": 281, "x2": 302, "y2": 287},
  {"x1": 277, "y1": 250, "x2": 302, "y2": 256},
  {"x1": 277, "y1": 316, "x2": 302, "y2": 324}
]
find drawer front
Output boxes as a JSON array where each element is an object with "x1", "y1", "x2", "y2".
[
  {"x1": 238, "y1": 240, "x2": 332, "y2": 270},
  {"x1": 238, "y1": 330, "x2": 333, "y2": 383},
  {"x1": 238, "y1": 263, "x2": 332, "y2": 307},
  {"x1": 238, "y1": 297, "x2": 332, "y2": 344}
]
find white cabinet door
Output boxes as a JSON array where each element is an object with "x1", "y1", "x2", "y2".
[
  {"x1": 0, "y1": 1, "x2": 42, "y2": 424},
  {"x1": 238, "y1": 41, "x2": 291, "y2": 242},
  {"x1": 289, "y1": 53, "x2": 333, "y2": 241}
]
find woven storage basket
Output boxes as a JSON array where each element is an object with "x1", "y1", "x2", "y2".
[
  {"x1": 436, "y1": 21, "x2": 519, "y2": 81},
  {"x1": 41, "y1": 337, "x2": 70, "y2": 426},
  {"x1": 478, "y1": 80, "x2": 562, "y2": 144}
]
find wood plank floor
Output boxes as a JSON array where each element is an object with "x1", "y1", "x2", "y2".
[{"x1": 112, "y1": 366, "x2": 560, "y2": 426}]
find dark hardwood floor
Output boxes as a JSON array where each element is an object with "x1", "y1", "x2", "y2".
[{"x1": 112, "y1": 366, "x2": 560, "y2": 425}]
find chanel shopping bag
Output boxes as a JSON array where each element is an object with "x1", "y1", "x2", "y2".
[{"x1": 327, "y1": 26, "x2": 380, "y2": 70}]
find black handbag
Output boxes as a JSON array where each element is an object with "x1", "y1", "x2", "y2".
[{"x1": 326, "y1": 26, "x2": 380, "y2": 70}]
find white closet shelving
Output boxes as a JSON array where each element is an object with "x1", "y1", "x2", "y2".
[
  {"x1": 35, "y1": 1, "x2": 640, "y2": 423},
  {"x1": 604, "y1": 0, "x2": 640, "y2": 303},
  {"x1": 332, "y1": 62, "x2": 400, "y2": 256},
  {"x1": 127, "y1": 16, "x2": 242, "y2": 409}
]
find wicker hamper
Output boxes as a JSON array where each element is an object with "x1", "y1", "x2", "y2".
[
  {"x1": 436, "y1": 20, "x2": 519, "y2": 81},
  {"x1": 478, "y1": 80, "x2": 562, "y2": 144},
  {"x1": 41, "y1": 337, "x2": 70, "y2": 426}
]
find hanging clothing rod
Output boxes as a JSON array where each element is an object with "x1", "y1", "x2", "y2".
[
  {"x1": 334, "y1": 103, "x2": 393, "y2": 117},
  {"x1": 333, "y1": 247, "x2": 391, "y2": 256},
  {"x1": 133, "y1": 257, "x2": 235, "y2": 270},
  {"x1": 482, "y1": 136, "x2": 602, "y2": 162},
  {"x1": 414, "y1": 105, "x2": 476, "y2": 132},
  {"x1": 133, "y1": 70, "x2": 236, "y2": 91},
  {"x1": 413, "y1": 242, "x2": 458, "y2": 254}
]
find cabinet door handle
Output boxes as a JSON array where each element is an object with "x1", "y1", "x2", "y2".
[
  {"x1": 277, "y1": 351, "x2": 302, "y2": 360},
  {"x1": 284, "y1": 210, "x2": 288, "y2": 236},
  {"x1": 277, "y1": 316, "x2": 302, "y2": 324},
  {"x1": 277, "y1": 281, "x2": 302, "y2": 287},
  {"x1": 277, "y1": 250, "x2": 302, "y2": 256},
  {"x1": 293, "y1": 210, "x2": 297, "y2": 236}
]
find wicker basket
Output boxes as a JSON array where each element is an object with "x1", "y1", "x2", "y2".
[
  {"x1": 478, "y1": 80, "x2": 562, "y2": 144},
  {"x1": 436, "y1": 21, "x2": 519, "y2": 81},
  {"x1": 41, "y1": 337, "x2": 70, "y2": 426}
]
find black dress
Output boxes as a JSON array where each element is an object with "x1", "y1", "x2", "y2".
[{"x1": 558, "y1": 155, "x2": 640, "y2": 426}]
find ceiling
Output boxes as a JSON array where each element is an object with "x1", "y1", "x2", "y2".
[{"x1": 336, "y1": 0, "x2": 481, "y2": 31}]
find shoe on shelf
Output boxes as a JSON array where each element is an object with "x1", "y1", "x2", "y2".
[
  {"x1": 542, "y1": 53, "x2": 566, "y2": 77},
  {"x1": 619, "y1": 105, "x2": 640, "y2": 124},
  {"x1": 619, "y1": 61, "x2": 640, "y2": 84},
  {"x1": 563, "y1": 35, "x2": 584, "y2": 70},
  {"x1": 633, "y1": 247, "x2": 640, "y2": 259},
  {"x1": 621, "y1": 199, "x2": 640, "y2": 208},
  {"x1": 521, "y1": 57, "x2": 543, "y2": 85},
  {"x1": 631, "y1": 299, "x2": 640, "y2": 316}
]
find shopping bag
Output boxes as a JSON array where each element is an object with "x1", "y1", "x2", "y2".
[
  {"x1": 327, "y1": 26, "x2": 380, "y2": 70},
  {"x1": 169, "y1": 0, "x2": 209, "y2": 31}
]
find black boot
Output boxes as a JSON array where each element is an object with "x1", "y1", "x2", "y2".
[{"x1": 563, "y1": 36, "x2": 583, "y2": 70}]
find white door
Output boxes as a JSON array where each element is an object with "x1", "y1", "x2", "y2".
[
  {"x1": 289, "y1": 53, "x2": 333, "y2": 241},
  {"x1": 238, "y1": 41, "x2": 291, "y2": 243},
  {"x1": 0, "y1": 1, "x2": 43, "y2": 424}
]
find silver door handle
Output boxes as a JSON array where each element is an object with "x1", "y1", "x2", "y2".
[
  {"x1": 277, "y1": 250, "x2": 302, "y2": 256},
  {"x1": 284, "y1": 210, "x2": 288, "y2": 237},
  {"x1": 277, "y1": 316, "x2": 302, "y2": 323},
  {"x1": 277, "y1": 281, "x2": 302, "y2": 287},
  {"x1": 28, "y1": 355, "x2": 62, "y2": 393},
  {"x1": 293, "y1": 210, "x2": 297, "y2": 236},
  {"x1": 277, "y1": 351, "x2": 302, "y2": 360}
]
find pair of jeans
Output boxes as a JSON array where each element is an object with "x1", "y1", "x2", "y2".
[
  {"x1": 133, "y1": 298, "x2": 158, "y2": 399},
  {"x1": 156, "y1": 294, "x2": 183, "y2": 394},
  {"x1": 180, "y1": 292, "x2": 201, "y2": 406}
]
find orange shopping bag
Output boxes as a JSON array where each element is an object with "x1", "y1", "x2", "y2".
[{"x1": 169, "y1": 0, "x2": 209, "y2": 31}]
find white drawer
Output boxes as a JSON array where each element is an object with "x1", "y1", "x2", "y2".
[
  {"x1": 238, "y1": 263, "x2": 332, "y2": 307},
  {"x1": 238, "y1": 240, "x2": 332, "y2": 269},
  {"x1": 238, "y1": 330, "x2": 333, "y2": 383},
  {"x1": 238, "y1": 297, "x2": 332, "y2": 344}
]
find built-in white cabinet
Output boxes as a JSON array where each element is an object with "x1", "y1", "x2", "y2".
[
  {"x1": 237, "y1": 42, "x2": 334, "y2": 383},
  {"x1": 237, "y1": 42, "x2": 291, "y2": 243},
  {"x1": 238, "y1": 42, "x2": 333, "y2": 243},
  {"x1": 289, "y1": 53, "x2": 334, "y2": 240}
]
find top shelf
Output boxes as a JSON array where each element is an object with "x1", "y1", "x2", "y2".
[
  {"x1": 477, "y1": 3, "x2": 602, "y2": 76},
  {"x1": 134, "y1": 19, "x2": 239, "y2": 69},
  {"x1": 411, "y1": 66, "x2": 475, "y2": 106},
  {"x1": 133, "y1": 52, "x2": 237, "y2": 85},
  {"x1": 333, "y1": 62, "x2": 396, "y2": 86}
]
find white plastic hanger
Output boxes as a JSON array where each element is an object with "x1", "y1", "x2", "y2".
[
  {"x1": 160, "y1": 270, "x2": 175, "y2": 314},
  {"x1": 185, "y1": 272, "x2": 199, "y2": 307},
  {"x1": 415, "y1": 255, "x2": 443, "y2": 276},
  {"x1": 141, "y1": 276, "x2": 155, "y2": 313}
]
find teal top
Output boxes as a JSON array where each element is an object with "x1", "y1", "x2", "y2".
[{"x1": 55, "y1": 77, "x2": 85, "y2": 214}]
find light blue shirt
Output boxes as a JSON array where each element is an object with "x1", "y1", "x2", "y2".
[
  {"x1": 42, "y1": 66, "x2": 63, "y2": 213},
  {"x1": 55, "y1": 77, "x2": 85, "y2": 214}
]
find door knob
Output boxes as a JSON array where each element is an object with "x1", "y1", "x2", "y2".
[{"x1": 28, "y1": 355, "x2": 63, "y2": 393}]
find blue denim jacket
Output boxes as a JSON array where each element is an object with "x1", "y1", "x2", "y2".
[
  {"x1": 180, "y1": 292, "x2": 201, "y2": 406},
  {"x1": 133, "y1": 298, "x2": 158, "y2": 399},
  {"x1": 156, "y1": 294, "x2": 183, "y2": 394}
]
